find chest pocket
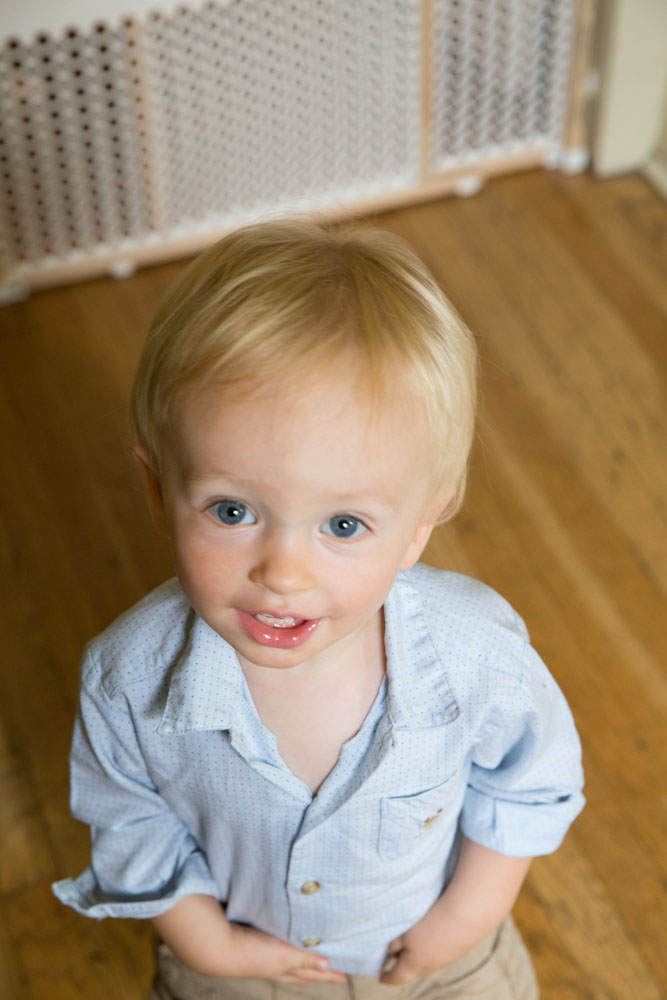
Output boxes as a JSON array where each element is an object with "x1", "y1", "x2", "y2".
[{"x1": 378, "y1": 776, "x2": 459, "y2": 861}]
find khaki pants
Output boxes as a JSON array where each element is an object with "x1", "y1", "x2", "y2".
[{"x1": 150, "y1": 917, "x2": 539, "y2": 1000}]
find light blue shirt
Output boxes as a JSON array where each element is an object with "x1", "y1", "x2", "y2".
[{"x1": 53, "y1": 563, "x2": 584, "y2": 975}]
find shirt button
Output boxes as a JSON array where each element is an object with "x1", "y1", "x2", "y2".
[
  {"x1": 302, "y1": 937, "x2": 322, "y2": 948},
  {"x1": 300, "y1": 880, "x2": 321, "y2": 895}
]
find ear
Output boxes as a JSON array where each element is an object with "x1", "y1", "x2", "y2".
[
  {"x1": 400, "y1": 517, "x2": 437, "y2": 570},
  {"x1": 400, "y1": 489, "x2": 451, "y2": 570},
  {"x1": 132, "y1": 443, "x2": 170, "y2": 537}
]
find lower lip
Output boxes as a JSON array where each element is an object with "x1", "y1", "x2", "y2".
[{"x1": 236, "y1": 611, "x2": 322, "y2": 648}]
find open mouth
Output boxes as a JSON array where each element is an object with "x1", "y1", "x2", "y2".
[
  {"x1": 236, "y1": 610, "x2": 322, "y2": 648},
  {"x1": 254, "y1": 612, "x2": 303, "y2": 628}
]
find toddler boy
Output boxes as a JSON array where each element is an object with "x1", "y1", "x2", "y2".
[{"x1": 54, "y1": 220, "x2": 584, "y2": 999}]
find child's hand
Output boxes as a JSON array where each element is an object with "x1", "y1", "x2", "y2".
[
  {"x1": 378, "y1": 914, "x2": 488, "y2": 986},
  {"x1": 227, "y1": 923, "x2": 347, "y2": 985},
  {"x1": 379, "y1": 925, "x2": 448, "y2": 986}
]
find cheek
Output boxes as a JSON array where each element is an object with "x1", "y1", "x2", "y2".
[
  {"x1": 331, "y1": 553, "x2": 401, "y2": 615},
  {"x1": 171, "y1": 528, "x2": 243, "y2": 600}
]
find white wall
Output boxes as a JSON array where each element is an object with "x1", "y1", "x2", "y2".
[
  {"x1": 593, "y1": 0, "x2": 667, "y2": 175},
  {"x1": 3, "y1": 0, "x2": 191, "y2": 40}
]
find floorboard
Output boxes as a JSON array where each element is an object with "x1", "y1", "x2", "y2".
[{"x1": 0, "y1": 168, "x2": 665, "y2": 998}]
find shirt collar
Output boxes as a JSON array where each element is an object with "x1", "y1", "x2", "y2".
[
  {"x1": 384, "y1": 570, "x2": 460, "y2": 729},
  {"x1": 158, "y1": 615, "x2": 244, "y2": 734},
  {"x1": 158, "y1": 568, "x2": 460, "y2": 736}
]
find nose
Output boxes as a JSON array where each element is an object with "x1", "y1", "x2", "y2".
[{"x1": 248, "y1": 530, "x2": 316, "y2": 596}]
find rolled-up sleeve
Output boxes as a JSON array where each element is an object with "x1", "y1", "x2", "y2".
[
  {"x1": 460, "y1": 643, "x2": 585, "y2": 857},
  {"x1": 52, "y1": 651, "x2": 219, "y2": 919}
]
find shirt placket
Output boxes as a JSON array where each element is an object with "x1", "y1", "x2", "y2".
[
  {"x1": 285, "y1": 828, "x2": 330, "y2": 949},
  {"x1": 283, "y1": 694, "x2": 391, "y2": 951}
]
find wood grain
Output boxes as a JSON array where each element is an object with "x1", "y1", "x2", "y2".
[{"x1": 0, "y1": 168, "x2": 664, "y2": 998}]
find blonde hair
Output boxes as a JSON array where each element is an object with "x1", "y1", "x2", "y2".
[{"x1": 130, "y1": 218, "x2": 477, "y2": 522}]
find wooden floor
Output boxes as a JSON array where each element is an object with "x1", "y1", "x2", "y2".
[{"x1": 0, "y1": 168, "x2": 665, "y2": 999}]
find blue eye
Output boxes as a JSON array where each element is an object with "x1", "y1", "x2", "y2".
[
  {"x1": 211, "y1": 501, "x2": 256, "y2": 526},
  {"x1": 322, "y1": 515, "x2": 366, "y2": 539}
]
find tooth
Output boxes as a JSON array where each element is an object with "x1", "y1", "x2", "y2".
[{"x1": 256, "y1": 613, "x2": 298, "y2": 628}]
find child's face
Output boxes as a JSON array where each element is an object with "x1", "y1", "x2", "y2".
[{"x1": 139, "y1": 369, "x2": 442, "y2": 673}]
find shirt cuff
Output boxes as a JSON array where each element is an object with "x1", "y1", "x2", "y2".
[
  {"x1": 461, "y1": 787, "x2": 586, "y2": 857},
  {"x1": 52, "y1": 858, "x2": 220, "y2": 919}
]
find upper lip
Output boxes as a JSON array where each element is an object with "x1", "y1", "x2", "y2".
[{"x1": 247, "y1": 609, "x2": 310, "y2": 620}]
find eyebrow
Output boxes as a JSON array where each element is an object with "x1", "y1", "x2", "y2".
[
  {"x1": 325, "y1": 492, "x2": 400, "y2": 513},
  {"x1": 184, "y1": 472, "x2": 400, "y2": 513}
]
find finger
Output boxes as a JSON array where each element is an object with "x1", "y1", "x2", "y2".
[
  {"x1": 282, "y1": 969, "x2": 347, "y2": 985},
  {"x1": 285, "y1": 955, "x2": 347, "y2": 985},
  {"x1": 303, "y1": 956, "x2": 339, "y2": 975},
  {"x1": 296, "y1": 963, "x2": 348, "y2": 984},
  {"x1": 379, "y1": 956, "x2": 418, "y2": 986}
]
